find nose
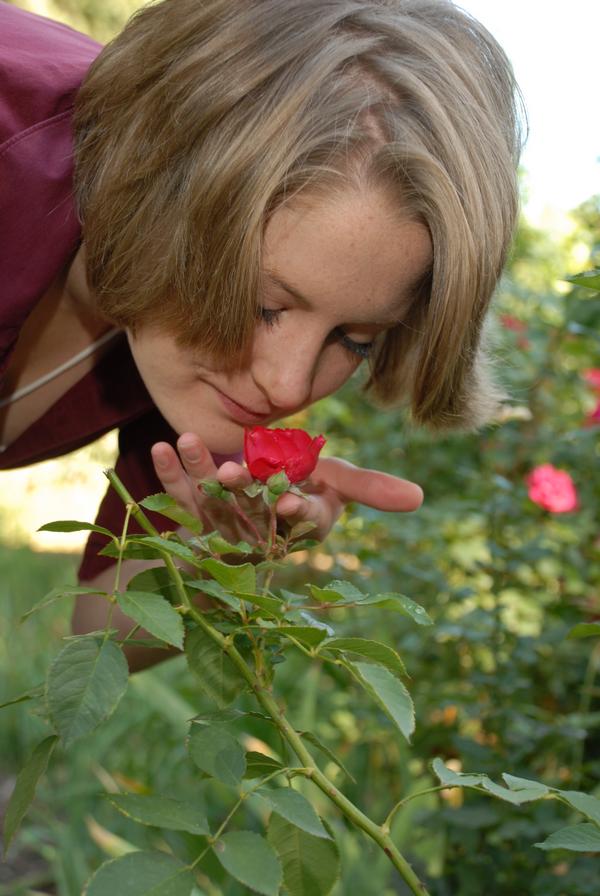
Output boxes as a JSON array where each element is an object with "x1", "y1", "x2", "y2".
[{"x1": 252, "y1": 330, "x2": 320, "y2": 413}]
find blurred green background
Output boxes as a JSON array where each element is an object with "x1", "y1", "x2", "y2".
[{"x1": 2, "y1": 2, "x2": 599, "y2": 894}]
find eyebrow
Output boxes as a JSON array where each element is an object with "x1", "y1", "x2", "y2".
[{"x1": 264, "y1": 270, "x2": 407, "y2": 327}]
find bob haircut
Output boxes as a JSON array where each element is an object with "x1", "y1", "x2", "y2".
[{"x1": 73, "y1": 0, "x2": 524, "y2": 430}]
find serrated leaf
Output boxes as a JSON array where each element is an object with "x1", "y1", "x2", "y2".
[
  {"x1": 47, "y1": 639, "x2": 128, "y2": 747},
  {"x1": 213, "y1": 831, "x2": 282, "y2": 896},
  {"x1": 258, "y1": 789, "x2": 330, "y2": 839},
  {"x1": 127, "y1": 567, "x2": 191, "y2": 605},
  {"x1": 274, "y1": 627, "x2": 329, "y2": 648},
  {"x1": 309, "y1": 581, "x2": 363, "y2": 603},
  {"x1": 351, "y1": 662, "x2": 414, "y2": 742},
  {"x1": 100, "y1": 540, "x2": 165, "y2": 561},
  {"x1": 38, "y1": 520, "x2": 114, "y2": 538},
  {"x1": 502, "y1": 773, "x2": 549, "y2": 799},
  {"x1": 21, "y1": 585, "x2": 106, "y2": 623},
  {"x1": 481, "y1": 778, "x2": 547, "y2": 805},
  {"x1": 188, "y1": 724, "x2": 246, "y2": 787},
  {"x1": 319, "y1": 637, "x2": 407, "y2": 678},
  {"x1": 185, "y1": 578, "x2": 242, "y2": 612},
  {"x1": 115, "y1": 591, "x2": 184, "y2": 649},
  {"x1": 535, "y1": 823, "x2": 600, "y2": 852},
  {"x1": 431, "y1": 758, "x2": 487, "y2": 788},
  {"x1": 298, "y1": 732, "x2": 355, "y2": 783},
  {"x1": 289, "y1": 521, "x2": 317, "y2": 540},
  {"x1": 3, "y1": 735, "x2": 58, "y2": 855},
  {"x1": 185, "y1": 627, "x2": 246, "y2": 707},
  {"x1": 0, "y1": 684, "x2": 44, "y2": 710},
  {"x1": 206, "y1": 533, "x2": 253, "y2": 555},
  {"x1": 244, "y1": 752, "x2": 285, "y2": 779},
  {"x1": 267, "y1": 814, "x2": 340, "y2": 896},
  {"x1": 357, "y1": 593, "x2": 433, "y2": 624},
  {"x1": 199, "y1": 559, "x2": 256, "y2": 594},
  {"x1": 558, "y1": 790, "x2": 600, "y2": 825},
  {"x1": 127, "y1": 536, "x2": 198, "y2": 565},
  {"x1": 240, "y1": 592, "x2": 285, "y2": 619},
  {"x1": 108, "y1": 794, "x2": 209, "y2": 835},
  {"x1": 84, "y1": 850, "x2": 194, "y2": 895},
  {"x1": 139, "y1": 493, "x2": 203, "y2": 534},
  {"x1": 566, "y1": 269, "x2": 600, "y2": 291},
  {"x1": 568, "y1": 622, "x2": 600, "y2": 639}
]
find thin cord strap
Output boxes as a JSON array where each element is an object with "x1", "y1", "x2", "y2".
[{"x1": 0, "y1": 327, "x2": 121, "y2": 409}]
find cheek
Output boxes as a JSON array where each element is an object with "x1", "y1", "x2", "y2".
[{"x1": 312, "y1": 351, "x2": 361, "y2": 400}]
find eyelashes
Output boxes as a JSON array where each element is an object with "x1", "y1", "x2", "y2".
[{"x1": 258, "y1": 308, "x2": 375, "y2": 359}]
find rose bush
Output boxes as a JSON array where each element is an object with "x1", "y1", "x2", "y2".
[{"x1": 244, "y1": 426, "x2": 326, "y2": 484}]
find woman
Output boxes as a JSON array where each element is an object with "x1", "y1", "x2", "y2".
[{"x1": 0, "y1": 0, "x2": 522, "y2": 662}]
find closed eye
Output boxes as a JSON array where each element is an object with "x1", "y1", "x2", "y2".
[{"x1": 258, "y1": 307, "x2": 374, "y2": 360}]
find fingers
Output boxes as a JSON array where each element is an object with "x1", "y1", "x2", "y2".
[
  {"x1": 217, "y1": 461, "x2": 253, "y2": 490},
  {"x1": 151, "y1": 434, "x2": 218, "y2": 511},
  {"x1": 312, "y1": 457, "x2": 424, "y2": 512},
  {"x1": 276, "y1": 490, "x2": 342, "y2": 542}
]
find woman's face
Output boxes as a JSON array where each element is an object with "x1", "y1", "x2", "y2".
[{"x1": 127, "y1": 186, "x2": 432, "y2": 453}]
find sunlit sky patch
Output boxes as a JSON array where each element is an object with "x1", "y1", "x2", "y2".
[{"x1": 459, "y1": 0, "x2": 599, "y2": 223}]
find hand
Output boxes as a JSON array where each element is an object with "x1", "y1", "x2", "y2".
[{"x1": 151, "y1": 433, "x2": 423, "y2": 546}]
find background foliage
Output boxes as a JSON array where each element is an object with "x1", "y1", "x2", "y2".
[{"x1": 2, "y1": 1, "x2": 599, "y2": 894}]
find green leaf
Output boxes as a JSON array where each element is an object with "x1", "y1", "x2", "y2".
[
  {"x1": 188, "y1": 724, "x2": 246, "y2": 787},
  {"x1": 357, "y1": 593, "x2": 433, "y2": 625},
  {"x1": 431, "y1": 758, "x2": 487, "y2": 788},
  {"x1": 558, "y1": 790, "x2": 600, "y2": 825},
  {"x1": 289, "y1": 521, "x2": 317, "y2": 540},
  {"x1": 213, "y1": 831, "x2": 282, "y2": 896},
  {"x1": 244, "y1": 752, "x2": 285, "y2": 779},
  {"x1": 21, "y1": 585, "x2": 106, "y2": 623},
  {"x1": 206, "y1": 533, "x2": 253, "y2": 555},
  {"x1": 240, "y1": 592, "x2": 285, "y2": 619},
  {"x1": 185, "y1": 627, "x2": 246, "y2": 707},
  {"x1": 127, "y1": 536, "x2": 198, "y2": 566},
  {"x1": 274, "y1": 626, "x2": 330, "y2": 648},
  {"x1": 38, "y1": 520, "x2": 114, "y2": 538},
  {"x1": 199, "y1": 559, "x2": 256, "y2": 594},
  {"x1": 0, "y1": 684, "x2": 44, "y2": 710},
  {"x1": 309, "y1": 581, "x2": 363, "y2": 603},
  {"x1": 3, "y1": 735, "x2": 58, "y2": 855},
  {"x1": 107, "y1": 794, "x2": 209, "y2": 835},
  {"x1": 319, "y1": 637, "x2": 407, "y2": 678},
  {"x1": 185, "y1": 579, "x2": 242, "y2": 612},
  {"x1": 351, "y1": 662, "x2": 414, "y2": 742},
  {"x1": 298, "y1": 732, "x2": 355, "y2": 783},
  {"x1": 568, "y1": 622, "x2": 600, "y2": 639},
  {"x1": 84, "y1": 850, "x2": 195, "y2": 895},
  {"x1": 566, "y1": 269, "x2": 600, "y2": 291},
  {"x1": 258, "y1": 789, "x2": 330, "y2": 839},
  {"x1": 47, "y1": 638, "x2": 129, "y2": 747},
  {"x1": 534, "y1": 823, "x2": 600, "y2": 852},
  {"x1": 481, "y1": 778, "x2": 548, "y2": 805},
  {"x1": 268, "y1": 814, "x2": 340, "y2": 896},
  {"x1": 139, "y1": 493, "x2": 203, "y2": 534},
  {"x1": 501, "y1": 774, "x2": 549, "y2": 800},
  {"x1": 127, "y1": 567, "x2": 191, "y2": 605},
  {"x1": 115, "y1": 591, "x2": 184, "y2": 649}
]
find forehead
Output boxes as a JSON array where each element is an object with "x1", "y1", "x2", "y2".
[{"x1": 262, "y1": 187, "x2": 432, "y2": 325}]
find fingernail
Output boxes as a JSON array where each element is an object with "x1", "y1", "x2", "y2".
[{"x1": 180, "y1": 440, "x2": 202, "y2": 462}]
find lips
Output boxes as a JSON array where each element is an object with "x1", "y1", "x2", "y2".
[{"x1": 215, "y1": 388, "x2": 271, "y2": 425}]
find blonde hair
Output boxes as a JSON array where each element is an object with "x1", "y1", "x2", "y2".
[{"x1": 73, "y1": 0, "x2": 524, "y2": 429}]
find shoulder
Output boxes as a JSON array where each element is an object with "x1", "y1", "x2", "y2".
[{"x1": 0, "y1": 3, "x2": 102, "y2": 147}]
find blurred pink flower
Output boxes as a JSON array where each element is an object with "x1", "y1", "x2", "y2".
[
  {"x1": 583, "y1": 369, "x2": 600, "y2": 391},
  {"x1": 526, "y1": 464, "x2": 578, "y2": 513},
  {"x1": 585, "y1": 399, "x2": 600, "y2": 426},
  {"x1": 500, "y1": 314, "x2": 529, "y2": 349}
]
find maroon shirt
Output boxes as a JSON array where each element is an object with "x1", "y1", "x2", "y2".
[{"x1": 0, "y1": 4, "x2": 237, "y2": 580}]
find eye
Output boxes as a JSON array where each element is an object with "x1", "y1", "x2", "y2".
[
  {"x1": 333, "y1": 327, "x2": 375, "y2": 360},
  {"x1": 257, "y1": 307, "x2": 283, "y2": 328}
]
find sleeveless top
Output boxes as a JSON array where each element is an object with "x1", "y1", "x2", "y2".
[{"x1": 0, "y1": 5, "x2": 238, "y2": 581}]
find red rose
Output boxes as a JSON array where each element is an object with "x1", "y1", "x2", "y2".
[
  {"x1": 244, "y1": 426, "x2": 326, "y2": 484},
  {"x1": 526, "y1": 464, "x2": 578, "y2": 513}
]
